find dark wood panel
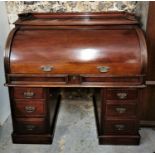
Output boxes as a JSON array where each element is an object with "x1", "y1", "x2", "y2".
[
  {"x1": 8, "y1": 75, "x2": 143, "y2": 85},
  {"x1": 14, "y1": 99, "x2": 46, "y2": 117},
  {"x1": 99, "y1": 134, "x2": 140, "y2": 145},
  {"x1": 106, "y1": 104, "x2": 136, "y2": 117},
  {"x1": 146, "y1": 2, "x2": 155, "y2": 80},
  {"x1": 13, "y1": 87, "x2": 45, "y2": 99},
  {"x1": 106, "y1": 88, "x2": 138, "y2": 100},
  {"x1": 15, "y1": 118, "x2": 48, "y2": 134},
  {"x1": 103, "y1": 119, "x2": 138, "y2": 135},
  {"x1": 106, "y1": 100, "x2": 137, "y2": 105},
  {"x1": 141, "y1": 2, "x2": 155, "y2": 126},
  {"x1": 10, "y1": 76, "x2": 68, "y2": 83},
  {"x1": 142, "y1": 86, "x2": 155, "y2": 121},
  {"x1": 82, "y1": 76, "x2": 143, "y2": 83},
  {"x1": 12, "y1": 133, "x2": 53, "y2": 144}
]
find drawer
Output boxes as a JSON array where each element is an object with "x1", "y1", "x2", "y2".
[
  {"x1": 14, "y1": 99, "x2": 46, "y2": 117},
  {"x1": 106, "y1": 100, "x2": 137, "y2": 105},
  {"x1": 81, "y1": 76, "x2": 142, "y2": 83},
  {"x1": 13, "y1": 87, "x2": 45, "y2": 99},
  {"x1": 106, "y1": 89, "x2": 138, "y2": 100},
  {"x1": 15, "y1": 118, "x2": 47, "y2": 134},
  {"x1": 106, "y1": 104, "x2": 136, "y2": 117},
  {"x1": 10, "y1": 75, "x2": 68, "y2": 84},
  {"x1": 103, "y1": 119, "x2": 138, "y2": 135}
]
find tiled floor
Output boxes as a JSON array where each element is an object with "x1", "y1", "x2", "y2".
[{"x1": 0, "y1": 99, "x2": 155, "y2": 153}]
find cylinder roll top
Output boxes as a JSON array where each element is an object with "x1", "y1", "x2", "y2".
[{"x1": 6, "y1": 12, "x2": 147, "y2": 76}]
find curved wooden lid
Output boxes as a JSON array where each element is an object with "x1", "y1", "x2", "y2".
[{"x1": 7, "y1": 12, "x2": 146, "y2": 76}]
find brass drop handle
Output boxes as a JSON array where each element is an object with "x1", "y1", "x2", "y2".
[
  {"x1": 26, "y1": 125, "x2": 36, "y2": 131},
  {"x1": 23, "y1": 91, "x2": 35, "y2": 98},
  {"x1": 115, "y1": 124, "x2": 125, "y2": 131},
  {"x1": 97, "y1": 66, "x2": 110, "y2": 73},
  {"x1": 115, "y1": 107, "x2": 126, "y2": 114},
  {"x1": 40, "y1": 65, "x2": 54, "y2": 72},
  {"x1": 117, "y1": 92, "x2": 127, "y2": 99},
  {"x1": 25, "y1": 106, "x2": 36, "y2": 113}
]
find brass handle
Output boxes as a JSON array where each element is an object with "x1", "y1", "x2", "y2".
[
  {"x1": 26, "y1": 125, "x2": 36, "y2": 131},
  {"x1": 25, "y1": 106, "x2": 36, "y2": 113},
  {"x1": 41, "y1": 65, "x2": 54, "y2": 72},
  {"x1": 97, "y1": 66, "x2": 110, "y2": 73},
  {"x1": 23, "y1": 91, "x2": 34, "y2": 98},
  {"x1": 115, "y1": 124, "x2": 125, "y2": 131},
  {"x1": 115, "y1": 107, "x2": 126, "y2": 114},
  {"x1": 117, "y1": 92, "x2": 127, "y2": 99}
]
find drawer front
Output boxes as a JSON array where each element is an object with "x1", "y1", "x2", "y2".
[
  {"x1": 14, "y1": 87, "x2": 45, "y2": 99},
  {"x1": 81, "y1": 76, "x2": 142, "y2": 83},
  {"x1": 104, "y1": 120, "x2": 138, "y2": 135},
  {"x1": 10, "y1": 75, "x2": 68, "y2": 84},
  {"x1": 10, "y1": 63, "x2": 141, "y2": 75},
  {"x1": 106, "y1": 89, "x2": 138, "y2": 100},
  {"x1": 15, "y1": 118, "x2": 47, "y2": 134},
  {"x1": 106, "y1": 104, "x2": 136, "y2": 117},
  {"x1": 14, "y1": 99, "x2": 46, "y2": 117},
  {"x1": 106, "y1": 100, "x2": 137, "y2": 105}
]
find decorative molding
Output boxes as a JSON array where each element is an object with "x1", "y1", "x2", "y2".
[{"x1": 6, "y1": 1, "x2": 137, "y2": 29}]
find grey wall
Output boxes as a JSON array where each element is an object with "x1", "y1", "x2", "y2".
[
  {"x1": 136, "y1": 1, "x2": 149, "y2": 31},
  {"x1": 0, "y1": 2, "x2": 11, "y2": 126}
]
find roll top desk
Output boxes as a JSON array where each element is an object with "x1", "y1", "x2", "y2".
[{"x1": 4, "y1": 12, "x2": 147, "y2": 145}]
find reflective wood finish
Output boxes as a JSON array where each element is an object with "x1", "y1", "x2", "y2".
[
  {"x1": 14, "y1": 99, "x2": 46, "y2": 117},
  {"x1": 10, "y1": 29, "x2": 141, "y2": 75},
  {"x1": 4, "y1": 12, "x2": 147, "y2": 145}
]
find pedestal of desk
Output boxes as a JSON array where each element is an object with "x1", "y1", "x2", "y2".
[
  {"x1": 93, "y1": 88, "x2": 141, "y2": 145},
  {"x1": 10, "y1": 88, "x2": 61, "y2": 144}
]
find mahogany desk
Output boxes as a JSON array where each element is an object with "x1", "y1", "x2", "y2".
[{"x1": 4, "y1": 12, "x2": 147, "y2": 145}]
